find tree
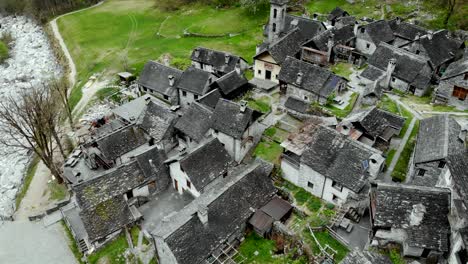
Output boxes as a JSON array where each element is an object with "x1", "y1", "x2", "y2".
[
  {"x1": 50, "y1": 78, "x2": 74, "y2": 130},
  {"x1": 0, "y1": 84, "x2": 66, "y2": 183},
  {"x1": 240, "y1": 0, "x2": 269, "y2": 14},
  {"x1": 443, "y1": 0, "x2": 457, "y2": 27}
]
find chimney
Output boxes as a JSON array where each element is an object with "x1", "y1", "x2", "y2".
[
  {"x1": 414, "y1": 32, "x2": 421, "y2": 41},
  {"x1": 367, "y1": 154, "x2": 383, "y2": 178},
  {"x1": 197, "y1": 205, "x2": 208, "y2": 225},
  {"x1": 427, "y1": 31, "x2": 433, "y2": 40},
  {"x1": 225, "y1": 54, "x2": 231, "y2": 64},
  {"x1": 353, "y1": 21, "x2": 359, "y2": 35},
  {"x1": 168, "y1": 75, "x2": 175, "y2": 87},
  {"x1": 327, "y1": 34, "x2": 335, "y2": 63},
  {"x1": 194, "y1": 48, "x2": 200, "y2": 58},
  {"x1": 409, "y1": 203, "x2": 426, "y2": 226},
  {"x1": 296, "y1": 72, "x2": 303, "y2": 85},
  {"x1": 396, "y1": 17, "x2": 401, "y2": 25},
  {"x1": 235, "y1": 61, "x2": 241, "y2": 75},
  {"x1": 312, "y1": 13, "x2": 318, "y2": 21},
  {"x1": 149, "y1": 159, "x2": 158, "y2": 175},
  {"x1": 145, "y1": 96, "x2": 151, "y2": 105},
  {"x1": 384, "y1": 58, "x2": 397, "y2": 89},
  {"x1": 239, "y1": 100, "x2": 247, "y2": 113}
]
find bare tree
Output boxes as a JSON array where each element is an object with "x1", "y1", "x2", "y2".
[
  {"x1": 50, "y1": 78, "x2": 74, "y2": 130},
  {"x1": 444, "y1": 0, "x2": 457, "y2": 27},
  {"x1": 0, "y1": 85, "x2": 66, "y2": 183}
]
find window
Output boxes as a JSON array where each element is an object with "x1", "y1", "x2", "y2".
[
  {"x1": 194, "y1": 94, "x2": 199, "y2": 100},
  {"x1": 273, "y1": 8, "x2": 277, "y2": 18},
  {"x1": 392, "y1": 77, "x2": 396, "y2": 82},
  {"x1": 452, "y1": 86, "x2": 468, "y2": 100},
  {"x1": 272, "y1": 23, "x2": 276, "y2": 33},
  {"x1": 332, "y1": 194, "x2": 339, "y2": 203},
  {"x1": 163, "y1": 95, "x2": 169, "y2": 100},
  {"x1": 182, "y1": 91, "x2": 187, "y2": 97},
  {"x1": 360, "y1": 28, "x2": 365, "y2": 33},
  {"x1": 464, "y1": 73, "x2": 468, "y2": 80},
  {"x1": 186, "y1": 180, "x2": 191, "y2": 189},
  {"x1": 332, "y1": 181, "x2": 343, "y2": 192},
  {"x1": 223, "y1": 171, "x2": 228, "y2": 178},
  {"x1": 208, "y1": 77, "x2": 212, "y2": 84},
  {"x1": 366, "y1": 43, "x2": 370, "y2": 49},
  {"x1": 258, "y1": 70, "x2": 261, "y2": 75},
  {"x1": 438, "y1": 161, "x2": 446, "y2": 168},
  {"x1": 275, "y1": 74, "x2": 278, "y2": 80},
  {"x1": 304, "y1": 95, "x2": 309, "y2": 101},
  {"x1": 416, "y1": 50, "x2": 420, "y2": 55},
  {"x1": 418, "y1": 169, "x2": 426, "y2": 176},
  {"x1": 144, "y1": 87, "x2": 147, "y2": 92},
  {"x1": 213, "y1": 129, "x2": 218, "y2": 135},
  {"x1": 308, "y1": 182, "x2": 314, "y2": 189}
]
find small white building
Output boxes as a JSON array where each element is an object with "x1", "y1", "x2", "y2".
[
  {"x1": 177, "y1": 67, "x2": 217, "y2": 109},
  {"x1": 166, "y1": 138, "x2": 233, "y2": 198},
  {"x1": 210, "y1": 99, "x2": 265, "y2": 163},
  {"x1": 281, "y1": 123, "x2": 384, "y2": 205}
]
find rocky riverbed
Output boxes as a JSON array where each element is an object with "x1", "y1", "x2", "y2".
[{"x1": 0, "y1": 15, "x2": 61, "y2": 219}]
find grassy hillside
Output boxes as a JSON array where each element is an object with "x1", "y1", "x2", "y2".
[{"x1": 57, "y1": 0, "x2": 268, "y2": 109}]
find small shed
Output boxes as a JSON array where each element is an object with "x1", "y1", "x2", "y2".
[
  {"x1": 249, "y1": 197, "x2": 293, "y2": 237},
  {"x1": 118, "y1": 72, "x2": 135, "y2": 84}
]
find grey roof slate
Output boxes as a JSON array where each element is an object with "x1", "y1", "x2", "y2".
[
  {"x1": 260, "y1": 196, "x2": 292, "y2": 221},
  {"x1": 284, "y1": 96, "x2": 310, "y2": 113},
  {"x1": 388, "y1": 19, "x2": 428, "y2": 41},
  {"x1": 361, "y1": 20, "x2": 395, "y2": 44},
  {"x1": 356, "y1": 107, "x2": 406, "y2": 139},
  {"x1": 211, "y1": 99, "x2": 261, "y2": 139},
  {"x1": 279, "y1": 56, "x2": 344, "y2": 97},
  {"x1": 197, "y1": 89, "x2": 222, "y2": 109},
  {"x1": 179, "y1": 138, "x2": 233, "y2": 191},
  {"x1": 442, "y1": 56, "x2": 468, "y2": 80},
  {"x1": 419, "y1": 30, "x2": 463, "y2": 67},
  {"x1": 112, "y1": 96, "x2": 152, "y2": 122},
  {"x1": 80, "y1": 195, "x2": 136, "y2": 242},
  {"x1": 92, "y1": 125, "x2": 147, "y2": 161},
  {"x1": 138, "y1": 61, "x2": 182, "y2": 95},
  {"x1": 137, "y1": 101, "x2": 178, "y2": 142},
  {"x1": 177, "y1": 67, "x2": 215, "y2": 95},
  {"x1": 414, "y1": 115, "x2": 464, "y2": 164},
  {"x1": 341, "y1": 250, "x2": 392, "y2": 264},
  {"x1": 447, "y1": 151, "x2": 468, "y2": 201},
  {"x1": 367, "y1": 43, "x2": 432, "y2": 84},
  {"x1": 373, "y1": 183, "x2": 451, "y2": 252},
  {"x1": 284, "y1": 14, "x2": 326, "y2": 40},
  {"x1": 360, "y1": 65, "x2": 385, "y2": 81},
  {"x1": 213, "y1": 70, "x2": 248, "y2": 96},
  {"x1": 301, "y1": 125, "x2": 380, "y2": 193},
  {"x1": 163, "y1": 161, "x2": 276, "y2": 264},
  {"x1": 135, "y1": 146, "x2": 170, "y2": 193},
  {"x1": 174, "y1": 103, "x2": 213, "y2": 142},
  {"x1": 328, "y1": 7, "x2": 349, "y2": 21},
  {"x1": 305, "y1": 25, "x2": 355, "y2": 51},
  {"x1": 336, "y1": 16, "x2": 356, "y2": 27},
  {"x1": 190, "y1": 47, "x2": 245, "y2": 76},
  {"x1": 256, "y1": 28, "x2": 305, "y2": 65}
]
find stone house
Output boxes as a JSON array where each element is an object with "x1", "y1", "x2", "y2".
[
  {"x1": 370, "y1": 183, "x2": 451, "y2": 260},
  {"x1": 210, "y1": 99, "x2": 264, "y2": 163},
  {"x1": 388, "y1": 17, "x2": 428, "y2": 48},
  {"x1": 196, "y1": 88, "x2": 222, "y2": 110},
  {"x1": 151, "y1": 161, "x2": 277, "y2": 264},
  {"x1": 355, "y1": 20, "x2": 394, "y2": 57},
  {"x1": 433, "y1": 56, "x2": 468, "y2": 110},
  {"x1": 281, "y1": 124, "x2": 384, "y2": 206},
  {"x1": 360, "y1": 43, "x2": 434, "y2": 96},
  {"x1": 190, "y1": 47, "x2": 248, "y2": 77},
  {"x1": 327, "y1": 7, "x2": 349, "y2": 27},
  {"x1": 138, "y1": 61, "x2": 182, "y2": 105},
  {"x1": 166, "y1": 138, "x2": 233, "y2": 198},
  {"x1": 210, "y1": 69, "x2": 250, "y2": 100},
  {"x1": 279, "y1": 56, "x2": 347, "y2": 105},
  {"x1": 411, "y1": 115, "x2": 465, "y2": 187},
  {"x1": 177, "y1": 67, "x2": 217, "y2": 109},
  {"x1": 337, "y1": 107, "x2": 405, "y2": 150},
  {"x1": 174, "y1": 102, "x2": 213, "y2": 150}
]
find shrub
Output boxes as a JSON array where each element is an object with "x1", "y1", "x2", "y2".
[
  {"x1": 171, "y1": 57, "x2": 191, "y2": 70},
  {"x1": 294, "y1": 189, "x2": 310, "y2": 205},
  {"x1": 307, "y1": 196, "x2": 322, "y2": 212},
  {"x1": 325, "y1": 203, "x2": 335, "y2": 210}
]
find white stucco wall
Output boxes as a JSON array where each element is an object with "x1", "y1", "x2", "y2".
[
  {"x1": 254, "y1": 54, "x2": 281, "y2": 83},
  {"x1": 179, "y1": 90, "x2": 200, "y2": 109},
  {"x1": 355, "y1": 38, "x2": 376, "y2": 56},
  {"x1": 281, "y1": 158, "x2": 300, "y2": 184},
  {"x1": 321, "y1": 178, "x2": 352, "y2": 205},
  {"x1": 169, "y1": 162, "x2": 201, "y2": 197}
]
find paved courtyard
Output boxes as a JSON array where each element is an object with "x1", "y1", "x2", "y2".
[
  {"x1": 0, "y1": 221, "x2": 77, "y2": 264},
  {"x1": 336, "y1": 213, "x2": 371, "y2": 250}
]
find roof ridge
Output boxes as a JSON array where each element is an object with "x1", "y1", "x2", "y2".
[{"x1": 377, "y1": 182, "x2": 451, "y2": 193}]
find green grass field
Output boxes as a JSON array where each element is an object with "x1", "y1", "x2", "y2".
[
  {"x1": 0, "y1": 40, "x2": 8, "y2": 63},
  {"x1": 57, "y1": 0, "x2": 267, "y2": 109},
  {"x1": 392, "y1": 120, "x2": 420, "y2": 182},
  {"x1": 87, "y1": 233, "x2": 129, "y2": 264}
]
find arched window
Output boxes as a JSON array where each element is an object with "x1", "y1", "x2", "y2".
[
  {"x1": 273, "y1": 9, "x2": 277, "y2": 18},
  {"x1": 272, "y1": 23, "x2": 276, "y2": 33}
]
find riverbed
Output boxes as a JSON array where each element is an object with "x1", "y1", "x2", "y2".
[{"x1": 0, "y1": 15, "x2": 61, "y2": 218}]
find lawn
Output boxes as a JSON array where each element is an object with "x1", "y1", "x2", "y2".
[
  {"x1": 253, "y1": 139, "x2": 283, "y2": 165},
  {"x1": 264, "y1": 126, "x2": 289, "y2": 143},
  {"x1": 303, "y1": 229, "x2": 349, "y2": 263},
  {"x1": 392, "y1": 120, "x2": 420, "y2": 182},
  {"x1": 385, "y1": 149, "x2": 397, "y2": 168},
  {"x1": 247, "y1": 96, "x2": 271, "y2": 114},
  {"x1": 377, "y1": 95, "x2": 399, "y2": 115},
  {"x1": 0, "y1": 40, "x2": 8, "y2": 63},
  {"x1": 323, "y1": 92, "x2": 358, "y2": 118},
  {"x1": 61, "y1": 220, "x2": 85, "y2": 264},
  {"x1": 331, "y1": 63, "x2": 353, "y2": 80},
  {"x1": 87, "y1": 233, "x2": 129, "y2": 264},
  {"x1": 57, "y1": 0, "x2": 267, "y2": 110},
  {"x1": 15, "y1": 156, "x2": 40, "y2": 209},
  {"x1": 47, "y1": 180, "x2": 68, "y2": 201},
  {"x1": 237, "y1": 232, "x2": 308, "y2": 264}
]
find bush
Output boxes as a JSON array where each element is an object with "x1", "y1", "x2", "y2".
[
  {"x1": 294, "y1": 189, "x2": 310, "y2": 205},
  {"x1": 325, "y1": 203, "x2": 335, "y2": 210},
  {"x1": 307, "y1": 196, "x2": 322, "y2": 212},
  {"x1": 171, "y1": 57, "x2": 191, "y2": 70}
]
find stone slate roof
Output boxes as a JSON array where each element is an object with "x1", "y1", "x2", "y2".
[
  {"x1": 353, "y1": 107, "x2": 406, "y2": 139},
  {"x1": 418, "y1": 30, "x2": 464, "y2": 67},
  {"x1": 360, "y1": 20, "x2": 395, "y2": 44},
  {"x1": 328, "y1": 7, "x2": 349, "y2": 21},
  {"x1": 367, "y1": 43, "x2": 432, "y2": 86},
  {"x1": 414, "y1": 115, "x2": 464, "y2": 164},
  {"x1": 373, "y1": 183, "x2": 451, "y2": 252},
  {"x1": 255, "y1": 28, "x2": 305, "y2": 65},
  {"x1": 336, "y1": 16, "x2": 356, "y2": 27},
  {"x1": 305, "y1": 25, "x2": 355, "y2": 51},
  {"x1": 211, "y1": 99, "x2": 261, "y2": 139},
  {"x1": 112, "y1": 96, "x2": 153, "y2": 122},
  {"x1": 138, "y1": 61, "x2": 182, "y2": 95},
  {"x1": 447, "y1": 151, "x2": 468, "y2": 201},
  {"x1": 301, "y1": 125, "x2": 380, "y2": 193},
  {"x1": 177, "y1": 67, "x2": 215, "y2": 95},
  {"x1": 197, "y1": 89, "x2": 222, "y2": 109},
  {"x1": 213, "y1": 70, "x2": 248, "y2": 96},
  {"x1": 135, "y1": 146, "x2": 170, "y2": 193},
  {"x1": 179, "y1": 138, "x2": 233, "y2": 191},
  {"x1": 92, "y1": 125, "x2": 147, "y2": 161},
  {"x1": 360, "y1": 65, "x2": 385, "y2": 81},
  {"x1": 284, "y1": 96, "x2": 310, "y2": 113},
  {"x1": 80, "y1": 195, "x2": 136, "y2": 243},
  {"x1": 441, "y1": 56, "x2": 468, "y2": 80},
  {"x1": 190, "y1": 47, "x2": 245, "y2": 76},
  {"x1": 341, "y1": 250, "x2": 392, "y2": 264},
  {"x1": 137, "y1": 101, "x2": 178, "y2": 142},
  {"x1": 279, "y1": 56, "x2": 344, "y2": 97},
  {"x1": 284, "y1": 14, "x2": 326, "y2": 40},
  {"x1": 388, "y1": 19, "x2": 428, "y2": 41},
  {"x1": 161, "y1": 161, "x2": 276, "y2": 264},
  {"x1": 174, "y1": 103, "x2": 213, "y2": 142}
]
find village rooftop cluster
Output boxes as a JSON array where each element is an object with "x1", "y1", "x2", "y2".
[{"x1": 56, "y1": 1, "x2": 468, "y2": 264}]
